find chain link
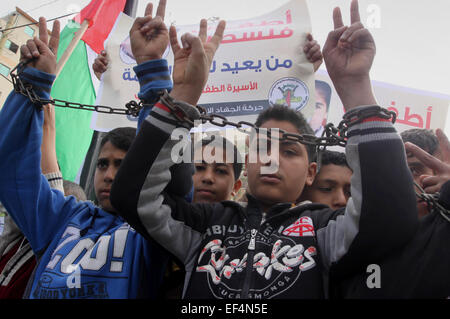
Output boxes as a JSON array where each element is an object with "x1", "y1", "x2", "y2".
[
  {"x1": 10, "y1": 60, "x2": 363, "y2": 148},
  {"x1": 12, "y1": 61, "x2": 447, "y2": 221},
  {"x1": 414, "y1": 182, "x2": 450, "y2": 223},
  {"x1": 11, "y1": 61, "x2": 145, "y2": 116}
]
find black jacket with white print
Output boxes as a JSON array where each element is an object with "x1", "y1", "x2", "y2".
[{"x1": 111, "y1": 79, "x2": 418, "y2": 299}]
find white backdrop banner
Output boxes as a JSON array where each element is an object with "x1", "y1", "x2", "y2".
[{"x1": 91, "y1": 0, "x2": 315, "y2": 131}]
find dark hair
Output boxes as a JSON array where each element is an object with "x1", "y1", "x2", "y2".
[
  {"x1": 254, "y1": 104, "x2": 315, "y2": 162},
  {"x1": 315, "y1": 80, "x2": 332, "y2": 111},
  {"x1": 192, "y1": 134, "x2": 243, "y2": 181},
  {"x1": 400, "y1": 129, "x2": 439, "y2": 155},
  {"x1": 100, "y1": 127, "x2": 136, "y2": 152},
  {"x1": 314, "y1": 150, "x2": 350, "y2": 170},
  {"x1": 63, "y1": 179, "x2": 87, "y2": 201}
]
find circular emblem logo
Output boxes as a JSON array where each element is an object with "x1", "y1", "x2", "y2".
[{"x1": 268, "y1": 77, "x2": 310, "y2": 111}]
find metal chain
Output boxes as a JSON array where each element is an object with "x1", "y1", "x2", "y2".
[
  {"x1": 414, "y1": 182, "x2": 450, "y2": 223},
  {"x1": 11, "y1": 60, "x2": 390, "y2": 148},
  {"x1": 10, "y1": 61, "x2": 145, "y2": 116}
]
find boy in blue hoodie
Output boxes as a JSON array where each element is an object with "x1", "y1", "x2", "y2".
[{"x1": 0, "y1": 1, "x2": 201, "y2": 299}]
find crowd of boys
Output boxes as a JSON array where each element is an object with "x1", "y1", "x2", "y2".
[{"x1": 0, "y1": 0, "x2": 448, "y2": 299}]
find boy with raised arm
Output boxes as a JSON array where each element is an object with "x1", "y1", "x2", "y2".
[
  {"x1": 111, "y1": 0, "x2": 418, "y2": 299},
  {"x1": 0, "y1": 1, "x2": 195, "y2": 299}
]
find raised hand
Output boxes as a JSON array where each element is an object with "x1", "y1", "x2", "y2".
[
  {"x1": 130, "y1": 0, "x2": 168, "y2": 65},
  {"x1": 19, "y1": 17, "x2": 60, "y2": 75},
  {"x1": 404, "y1": 129, "x2": 450, "y2": 194},
  {"x1": 169, "y1": 19, "x2": 226, "y2": 105},
  {"x1": 303, "y1": 33, "x2": 323, "y2": 72},
  {"x1": 93, "y1": 50, "x2": 109, "y2": 80},
  {"x1": 322, "y1": 0, "x2": 377, "y2": 110}
]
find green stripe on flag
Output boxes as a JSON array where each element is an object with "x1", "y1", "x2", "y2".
[{"x1": 51, "y1": 21, "x2": 96, "y2": 182}]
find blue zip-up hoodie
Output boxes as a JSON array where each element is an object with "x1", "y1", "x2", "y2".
[{"x1": 0, "y1": 61, "x2": 172, "y2": 299}]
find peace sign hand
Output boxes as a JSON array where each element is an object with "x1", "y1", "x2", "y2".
[
  {"x1": 323, "y1": 0, "x2": 375, "y2": 80},
  {"x1": 130, "y1": 0, "x2": 169, "y2": 64},
  {"x1": 20, "y1": 17, "x2": 60, "y2": 75},
  {"x1": 170, "y1": 19, "x2": 226, "y2": 106},
  {"x1": 405, "y1": 129, "x2": 450, "y2": 194},
  {"x1": 323, "y1": 0, "x2": 377, "y2": 111}
]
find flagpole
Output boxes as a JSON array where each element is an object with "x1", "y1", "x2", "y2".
[
  {"x1": 54, "y1": 19, "x2": 90, "y2": 78},
  {"x1": 79, "y1": 0, "x2": 138, "y2": 199}
]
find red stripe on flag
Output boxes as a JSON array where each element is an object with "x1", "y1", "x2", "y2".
[{"x1": 74, "y1": 0, "x2": 127, "y2": 53}]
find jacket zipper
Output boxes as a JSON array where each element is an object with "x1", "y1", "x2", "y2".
[{"x1": 241, "y1": 228, "x2": 257, "y2": 298}]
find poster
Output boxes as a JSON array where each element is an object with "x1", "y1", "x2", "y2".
[
  {"x1": 92, "y1": 0, "x2": 315, "y2": 132},
  {"x1": 314, "y1": 70, "x2": 450, "y2": 138},
  {"x1": 91, "y1": 0, "x2": 450, "y2": 138}
]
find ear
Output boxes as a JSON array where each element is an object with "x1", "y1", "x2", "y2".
[
  {"x1": 232, "y1": 179, "x2": 242, "y2": 195},
  {"x1": 305, "y1": 162, "x2": 317, "y2": 186}
]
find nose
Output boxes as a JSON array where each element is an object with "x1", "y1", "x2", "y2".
[
  {"x1": 104, "y1": 165, "x2": 117, "y2": 183},
  {"x1": 201, "y1": 166, "x2": 214, "y2": 185},
  {"x1": 332, "y1": 188, "x2": 347, "y2": 209},
  {"x1": 261, "y1": 148, "x2": 280, "y2": 175}
]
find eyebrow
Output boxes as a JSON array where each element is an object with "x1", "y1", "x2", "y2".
[
  {"x1": 280, "y1": 140, "x2": 301, "y2": 147},
  {"x1": 317, "y1": 179, "x2": 338, "y2": 185}
]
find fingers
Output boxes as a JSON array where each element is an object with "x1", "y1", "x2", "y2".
[
  {"x1": 34, "y1": 37, "x2": 51, "y2": 56},
  {"x1": 303, "y1": 35, "x2": 321, "y2": 55},
  {"x1": 155, "y1": 0, "x2": 167, "y2": 19},
  {"x1": 20, "y1": 44, "x2": 33, "y2": 60},
  {"x1": 304, "y1": 42, "x2": 322, "y2": 61},
  {"x1": 347, "y1": 28, "x2": 373, "y2": 45},
  {"x1": 48, "y1": 20, "x2": 60, "y2": 56},
  {"x1": 131, "y1": 15, "x2": 152, "y2": 33},
  {"x1": 93, "y1": 58, "x2": 108, "y2": 73},
  {"x1": 340, "y1": 21, "x2": 364, "y2": 42},
  {"x1": 198, "y1": 19, "x2": 207, "y2": 43},
  {"x1": 38, "y1": 17, "x2": 48, "y2": 45},
  {"x1": 333, "y1": 7, "x2": 344, "y2": 29},
  {"x1": 24, "y1": 39, "x2": 40, "y2": 58},
  {"x1": 420, "y1": 175, "x2": 444, "y2": 194},
  {"x1": 144, "y1": 3, "x2": 153, "y2": 17},
  {"x1": 169, "y1": 25, "x2": 181, "y2": 55},
  {"x1": 350, "y1": 0, "x2": 361, "y2": 24},
  {"x1": 436, "y1": 128, "x2": 450, "y2": 163},
  {"x1": 404, "y1": 142, "x2": 445, "y2": 173},
  {"x1": 323, "y1": 25, "x2": 347, "y2": 53},
  {"x1": 181, "y1": 33, "x2": 204, "y2": 57},
  {"x1": 141, "y1": 16, "x2": 165, "y2": 36},
  {"x1": 208, "y1": 20, "x2": 226, "y2": 48}
]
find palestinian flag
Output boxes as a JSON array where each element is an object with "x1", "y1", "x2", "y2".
[{"x1": 51, "y1": 0, "x2": 126, "y2": 181}]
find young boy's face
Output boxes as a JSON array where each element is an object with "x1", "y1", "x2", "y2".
[
  {"x1": 301, "y1": 164, "x2": 352, "y2": 210},
  {"x1": 193, "y1": 145, "x2": 241, "y2": 203},
  {"x1": 309, "y1": 90, "x2": 328, "y2": 132},
  {"x1": 246, "y1": 120, "x2": 316, "y2": 209},
  {"x1": 406, "y1": 150, "x2": 434, "y2": 217},
  {"x1": 94, "y1": 141, "x2": 126, "y2": 213}
]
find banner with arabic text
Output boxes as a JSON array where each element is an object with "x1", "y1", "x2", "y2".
[
  {"x1": 92, "y1": 0, "x2": 315, "y2": 131},
  {"x1": 314, "y1": 70, "x2": 450, "y2": 139}
]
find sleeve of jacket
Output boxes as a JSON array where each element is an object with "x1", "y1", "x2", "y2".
[
  {"x1": 134, "y1": 59, "x2": 173, "y2": 132},
  {"x1": 0, "y1": 67, "x2": 76, "y2": 255},
  {"x1": 111, "y1": 60, "x2": 210, "y2": 267},
  {"x1": 316, "y1": 107, "x2": 419, "y2": 276}
]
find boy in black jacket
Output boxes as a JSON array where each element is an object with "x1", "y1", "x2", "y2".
[{"x1": 111, "y1": 0, "x2": 418, "y2": 299}]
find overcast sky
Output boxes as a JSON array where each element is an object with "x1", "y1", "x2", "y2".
[{"x1": 3, "y1": 0, "x2": 450, "y2": 133}]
